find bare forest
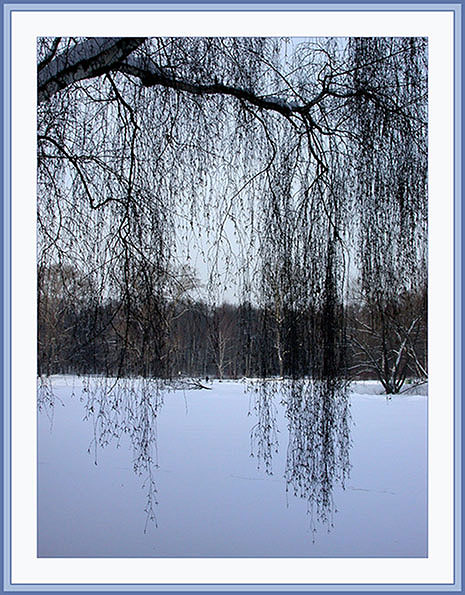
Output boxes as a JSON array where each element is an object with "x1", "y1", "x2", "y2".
[{"x1": 37, "y1": 36, "x2": 427, "y2": 394}]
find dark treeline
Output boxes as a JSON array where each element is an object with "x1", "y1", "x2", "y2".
[{"x1": 38, "y1": 264, "x2": 427, "y2": 392}]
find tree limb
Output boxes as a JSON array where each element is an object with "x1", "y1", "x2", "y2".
[
  {"x1": 38, "y1": 37, "x2": 146, "y2": 102},
  {"x1": 118, "y1": 55, "x2": 312, "y2": 119},
  {"x1": 38, "y1": 37, "x2": 322, "y2": 123}
]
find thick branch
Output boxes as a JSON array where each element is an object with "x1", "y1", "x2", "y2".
[
  {"x1": 38, "y1": 37, "x2": 319, "y2": 121},
  {"x1": 119, "y1": 56, "x2": 311, "y2": 119},
  {"x1": 38, "y1": 37, "x2": 146, "y2": 103}
]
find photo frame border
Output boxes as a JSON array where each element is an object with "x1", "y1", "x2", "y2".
[{"x1": 1, "y1": 1, "x2": 463, "y2": 592}]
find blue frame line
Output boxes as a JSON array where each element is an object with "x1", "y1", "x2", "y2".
[
  {"x1": 2, "y1": 1, "x2": 12, "y2": 593},
  {"x1": 455, "y1": 1, "x2": 464, "y2": 593},
  {"x1": 1, "y1": 1, "x2": 463, "y2": 593},
  {"x1": 453, "y1": 3, "x2": 462, "y2": 593},
  {"x1": 1, "y1": 2, "x2": 463, "y2": 9},
  {"x1": 2, "y1": 0, "x2": 463, "y2": 8}
]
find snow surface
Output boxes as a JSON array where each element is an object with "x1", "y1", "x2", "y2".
[{"x1": 38, "y1": 377, "x2": 427, "y2": 557}]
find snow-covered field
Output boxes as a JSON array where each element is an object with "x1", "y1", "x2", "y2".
[{"x1": 38, "y1": 377, "x2": 427, "y2": 557}]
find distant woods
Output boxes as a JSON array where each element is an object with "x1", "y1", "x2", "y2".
[
  {"x1": 37, "y1": 36, "x2": 427, "y2": 394},
  {"x1": 38, "y1": 263, "x2": 427, "y2": 391}
]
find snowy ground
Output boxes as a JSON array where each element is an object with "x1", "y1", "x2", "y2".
[{"x1": 38, "y1": 377, "x2": 427, "y2": 558}]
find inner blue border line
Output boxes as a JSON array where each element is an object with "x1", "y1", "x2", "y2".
[
  {"x1": 453, "y1": 0, "x2": 460, "y2": 586},
  {"x1": 2, "y1": 583, "x2": 461, "y2": 593},
  {"x1": 455, "y1": 1, "x2": 464, "y2": 592}
]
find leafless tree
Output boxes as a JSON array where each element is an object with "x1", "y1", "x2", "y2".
[
  {"x1": 37, "y1": 37, "x2": 427, "y2": 532},
  {"x1": 348, "y1": 288, "x2": 427, "y2": 393}
]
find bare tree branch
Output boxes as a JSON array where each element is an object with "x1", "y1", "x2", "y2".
[{"x1": 38, "y1": 37, "x2": 146, "y2": 102}]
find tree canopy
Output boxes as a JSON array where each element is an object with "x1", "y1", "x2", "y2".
[{"x1": 37, "y1": 36, "x2": 427, "y2": 385}]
